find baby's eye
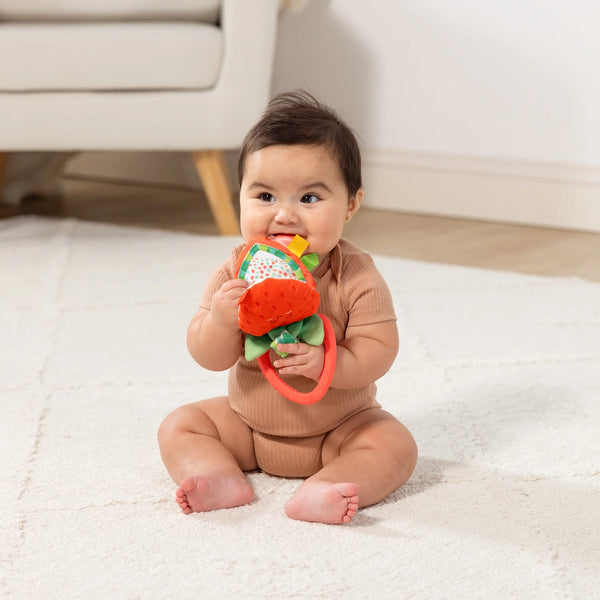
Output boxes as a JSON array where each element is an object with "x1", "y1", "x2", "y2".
[
  {"x1": 259, "y1": 192, "x2": 275, "y2": 203},
  {"x1": 300, "y1": 194, "x2": 320, "y2": 204}
]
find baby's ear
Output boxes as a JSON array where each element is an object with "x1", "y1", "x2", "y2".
[{"x1": 348, "y1": 189, "x2": 364, "y2": 217}]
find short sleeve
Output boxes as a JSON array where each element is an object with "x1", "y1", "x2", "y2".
[{"x1": 342, "y1": 252, "x2": 396, "y2": 328}]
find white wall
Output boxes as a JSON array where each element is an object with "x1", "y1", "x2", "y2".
[
  {"x1": 273, "y1": 0, "x2": 600, "y2": 166},
  {"x1": 68, "y1": 0, "x2": 600, "y2": 230}
]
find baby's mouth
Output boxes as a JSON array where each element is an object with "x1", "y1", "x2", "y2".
[{"x1": 268, "y1": 233, "x2": 303, "y2": 247}]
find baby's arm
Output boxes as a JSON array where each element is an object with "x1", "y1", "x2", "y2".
[
  {"x1": 274, "y1": 319, "x2": 398, "y2": 389},
  {"x1": 186, "y1": 278, "x2": 248, "y2": 371},
  {"x1": 331, "y1": 320, "x2": 399, "y2": 389}
]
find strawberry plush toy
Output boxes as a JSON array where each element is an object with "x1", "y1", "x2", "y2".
[{"x1": 235, "y1": 235, "x2": 337, "y2": 405}]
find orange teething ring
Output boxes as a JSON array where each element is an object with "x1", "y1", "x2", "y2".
[{"x1": 256, "y1": 313, "x2": 337, "y2": 405}]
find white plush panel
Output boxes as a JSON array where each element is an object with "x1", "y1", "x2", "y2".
[
  {"x1": 0, "y1": 23, "x2": 222, "y2": 91},
  {"x1": 0, "y1": 0, "x2": 220, "y2": 22}
]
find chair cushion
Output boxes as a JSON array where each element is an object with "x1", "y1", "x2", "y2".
[
  {"x1": 0, "y1": 0, "x2": 220, "y2": 22},
  {"x1": 0, "y1": 23, "x2": 223, "y2": 91}
]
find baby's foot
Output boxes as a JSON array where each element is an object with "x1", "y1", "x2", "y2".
[
  {"x1": 284, "y1": 481, "x2": 359, "y2": 524},
  {"x1": 175, "y1": 473, "x2": 254, "y2": 514}
]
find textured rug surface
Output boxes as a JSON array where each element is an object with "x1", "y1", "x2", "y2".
[{"x1": 1, "y1": 216, "x2": 599, "y2": 599}]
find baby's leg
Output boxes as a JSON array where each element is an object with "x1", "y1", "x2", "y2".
[
  {"x1": 284, "y1": 408, "x2": 417, "y2": 524},
  {"x1": 158, "y1": 397, "x2": 257, "y2": 514}
]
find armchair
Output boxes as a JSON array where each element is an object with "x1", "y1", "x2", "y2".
[{"x1": 0, "y1": 0, "x2": 295, "y2": 234}]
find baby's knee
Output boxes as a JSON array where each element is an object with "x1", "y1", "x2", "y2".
[
  {"x1": 385, "y1": 422, "x2": 418, "y2": 485},
  {"x1": 157, "y1": 404, "x2": 196, "y2": 443},
  {"x1": 361, "y1": 417, "x2": 418, "y2": 474},
  {"x1": 402, "y1": 432, "x2": 418, "y2": 476},
  {"x1": 157, "y1": 409, "x2": 182, "y2": 445},
  {"x1": 157, "y1": 402, "x2": 221, "y2": 445}
]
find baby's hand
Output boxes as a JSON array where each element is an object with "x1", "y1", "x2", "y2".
[
  {"x1": 210, "y1": 279, "x2": 248, "y2": 331},
  {"x1": 273, "y1": 342, "x2": 325, "y2": 382}
]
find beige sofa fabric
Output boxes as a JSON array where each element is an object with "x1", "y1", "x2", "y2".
[
  {"x1": 0, "y1": 0, "x2": 281, "y2": 149},
  {"x1": 0, "y1": 0, "x2": 220, "y2": 22},
  {"x1": 0, "y1": 23, "x2": 223, "y2": 91}
]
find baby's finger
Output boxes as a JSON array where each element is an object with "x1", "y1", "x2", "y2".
[
  {"x1": 273, "y1": 353, "x2": 306, "y2": 368},
  {"x1": 276, "y1": 343, "x2": 308, "y2": 355}
]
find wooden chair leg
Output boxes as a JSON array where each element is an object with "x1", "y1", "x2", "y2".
[{"x1": 192, "y1": 150, "x2": 240, "y2": 235}]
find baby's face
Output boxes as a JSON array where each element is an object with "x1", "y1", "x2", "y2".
[{"x1": 239, "y1": 144, "x2": 362, "y2": 259}]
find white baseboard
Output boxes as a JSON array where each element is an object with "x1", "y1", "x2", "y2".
[
  {"x1": 362, "y1": 149, "x2": 600, "y2": 233},
  {"x1": 64, "y1": 149, "x2": 600, "y2": 233}
]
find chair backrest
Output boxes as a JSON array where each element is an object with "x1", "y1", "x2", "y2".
[{"x1": 0, "y1": 0, "x2": 220, "y2": 22}]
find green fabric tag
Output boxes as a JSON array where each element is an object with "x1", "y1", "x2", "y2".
[
  {"x1": 270, "y1": 329, "x2": 298, "y2": 357},
  {"x1": 300, "y1": 253, "x2": 319, "y2": 272}
]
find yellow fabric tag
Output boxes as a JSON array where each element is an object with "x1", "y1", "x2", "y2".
[{"x1": 288, "y1": 235, "x2": 310, "y2": 258}]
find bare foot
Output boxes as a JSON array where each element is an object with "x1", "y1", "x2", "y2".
[
  {"x1": 284, "y1": 480, "x2": 359, "y2": 524},
  {"x1": 175, "y1": 473, "x2": 254, "y2": 514}
]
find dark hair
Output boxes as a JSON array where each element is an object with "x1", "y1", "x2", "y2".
[{"x1": 238, "y1": 90, "x2": 362, "y2": 198}]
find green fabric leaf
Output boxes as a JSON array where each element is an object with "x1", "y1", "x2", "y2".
[
  {"x1": 244, "y1": 315, "x2": 325, "y2": 361},
  {"x1": 300, "y1": 314, "x2": 324, "y2": 345},
  {"x1": 244, "y1": 334, "x2": 272, "y2": 361},
  {"x1": 267, "y1": 326, "x2": 286, "y2": 341},
  {"x1": 287, "y1": 320, "x2": 304, "y2": 338}
]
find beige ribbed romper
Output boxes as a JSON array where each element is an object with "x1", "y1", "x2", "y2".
[{"x1": 199, "y1": 239, "x2": 397, "y2": 477}]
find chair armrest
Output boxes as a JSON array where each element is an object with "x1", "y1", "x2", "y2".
[{"x1": 214, "y1": 0, "x2": 280, "y2": 144}]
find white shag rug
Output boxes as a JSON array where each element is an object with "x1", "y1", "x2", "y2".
[{"x1": 1, "y1": 216, "x2": 599, "y2": 600}]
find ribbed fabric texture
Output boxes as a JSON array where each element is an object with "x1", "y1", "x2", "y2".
[
  {"x1": 200, "y1": 239, "x2": 397, "y2": 438},
  {"x1": 252, "y1": 430, "x2": 326, "y2": 477}
]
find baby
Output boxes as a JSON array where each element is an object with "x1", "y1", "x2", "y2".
[{"x1": 158, "y1": 91, "x2": 418, "y2": 524}]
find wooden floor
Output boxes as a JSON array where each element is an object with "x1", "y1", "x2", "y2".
[{"x1": 2, "y1": 175, "x2": 600, "y2": 282}]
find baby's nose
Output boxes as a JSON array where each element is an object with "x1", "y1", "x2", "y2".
[{"x1": 274, "y1": 204, "x2": 299, "y2": 223}]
